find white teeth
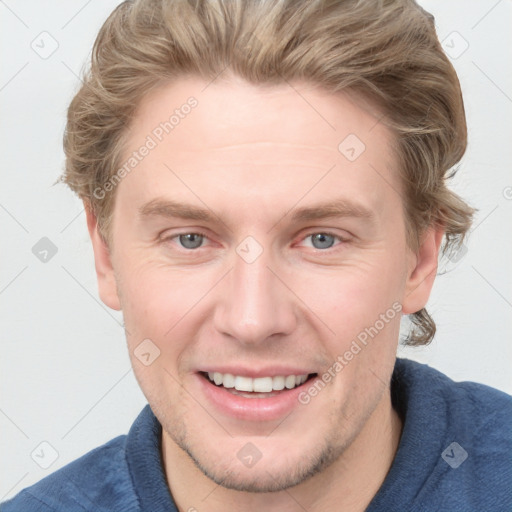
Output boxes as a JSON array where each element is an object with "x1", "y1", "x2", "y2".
[
  {"x1": 253, "y1": 377, "x2": 273, "y2": 393},
  {"x1": 222, "y1": 373, "x2": 235, "y2": 388},
  {"x1": 206, "y1": 372, "x2": 310, "y2": 392},
  {"x1": 235, "y1": 376, "x2": 253, "y2": 392},
  {"x1": 285, "y1": 375, "x2": 296, "y2": 389},
  {"x1": 272, "y1": 376, "x2": 285, "y2": 391}
]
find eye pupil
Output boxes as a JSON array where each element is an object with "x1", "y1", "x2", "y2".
[
  {"x1": 311, "y1": 233, "x2": 335, "y2": 249},
  {"x1": 179, "y1": 233, "x2": 203, "y2": 249},
  {"x1": 177, "y1": 233, "x2": 337, "y2": 250}
]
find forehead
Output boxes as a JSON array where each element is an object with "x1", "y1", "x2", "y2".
[
  {"x1": 132, "y1": 74, "x2": 391, "y2": 154},
  {"x1": 116, "y1": 75, "x2": 400, "y2": 225}
]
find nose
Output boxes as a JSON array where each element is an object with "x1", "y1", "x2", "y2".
[{"x1": 213, "y1": 247, "x2": 297, "y2": 345}]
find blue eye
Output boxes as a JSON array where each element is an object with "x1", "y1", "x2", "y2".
[
  {"x1": 167, "y1": 231, "x2": 342, "y2": 252},
  {"x1": 308, "y1": 233, "x2": 337, "y2": 249},
  {"x1": 178, "y1": 233, "x2": 205, "y2": 249}
]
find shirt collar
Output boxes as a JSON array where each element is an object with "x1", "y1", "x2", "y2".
[{"x1": 125, "y1": 404, "x2": 178, "y2": 511}]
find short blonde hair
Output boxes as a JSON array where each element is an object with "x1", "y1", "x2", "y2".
[{"x1": 61, "y1": 0, "x2": 474, "y2": 345}]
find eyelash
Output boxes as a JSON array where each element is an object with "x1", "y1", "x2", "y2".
[{"x1": 161, "y1": 230, "x2": 346, "y2": 252}]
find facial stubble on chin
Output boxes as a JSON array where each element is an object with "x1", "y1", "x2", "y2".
[{"x1": 160, "y1": 401, "x2": 370, "y2": 494}]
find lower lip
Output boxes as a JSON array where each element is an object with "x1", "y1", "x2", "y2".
[{"x1": 195, "y1": 373, "x2": 316, "y2": 422}]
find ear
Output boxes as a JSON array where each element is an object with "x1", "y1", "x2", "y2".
[
  {"x1": 84, "y1": 201, "x2": 121, "y2": 311},
  {"x1": 402, "y1": 225, "x2": 444, "y2": 315}
]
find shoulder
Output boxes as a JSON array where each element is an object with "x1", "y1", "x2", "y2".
[
  {"x1": 1, "y1": 435, "x2": 140, "y2": 512},
  {"x1": 393, "y1": 358, "x2": 512, "y2": 510},
  {"x1": 394, "y1": 357, "x2": 512, "y2": 431}
]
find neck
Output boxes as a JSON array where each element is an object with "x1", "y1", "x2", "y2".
[{"x1": 162, "y1": 390, "x2": 402, "y2": 512}]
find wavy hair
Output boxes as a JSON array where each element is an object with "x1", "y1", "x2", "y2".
[{"x1": 61, "y1": 0, "x2": 475, "y2": 345}]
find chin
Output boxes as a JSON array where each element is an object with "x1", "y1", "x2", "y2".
[{"x1": 175, "y1": 430, "x2": 344, "y2": 493}]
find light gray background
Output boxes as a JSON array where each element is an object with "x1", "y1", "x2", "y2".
[{"x1": 1, "y1": 0, "x2": 511, "y2": 501}]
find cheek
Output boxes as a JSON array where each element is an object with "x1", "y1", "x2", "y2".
[
  {"x1": 301, "y1": 256, "x2": 405, "y2": 332},
  {"x1": 116, "y1": 256, "x2": 216, "y2": 350},
  {"x1": 115, "y1": 259, "x2": 179, "y2": 337},
  {"x1": 120, "y1": 267, "x2": 192, "y2": 401}
]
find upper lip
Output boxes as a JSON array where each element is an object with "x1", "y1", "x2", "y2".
[{"x1": 198, "y1": 366, "x2": 317, "y2": 378}]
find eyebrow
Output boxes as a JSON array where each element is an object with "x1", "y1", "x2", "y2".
[
  {"x1": 290, "y1": 200, "x2": 375, "y2": 223},
  {"x1": 139, "y1": 198, "x2": 214, "y2": 222},
  {"x1": 138, "y1": 197, "x2": 376, "y2": 225}
]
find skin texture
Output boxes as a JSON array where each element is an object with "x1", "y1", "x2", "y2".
[{"x1": 86, "y1": 75, "x2": 443, "y2": 511}]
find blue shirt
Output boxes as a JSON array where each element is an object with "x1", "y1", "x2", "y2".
[{"x1": 2, "y1": 358, "x2": 511, "y2": 511}]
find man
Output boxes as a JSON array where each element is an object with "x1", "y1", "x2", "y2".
[{"x1": 3, "y1": 0, "x2": 511, "y2": 510}]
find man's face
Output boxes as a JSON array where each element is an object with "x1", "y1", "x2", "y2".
[{"x1": 92, "y1": 75, "x2": 431, "y2": 492}]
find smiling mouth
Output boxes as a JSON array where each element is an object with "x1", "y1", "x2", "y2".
[{"x1": 200, "y1": 371, "x2": 318, "y2": 398}]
